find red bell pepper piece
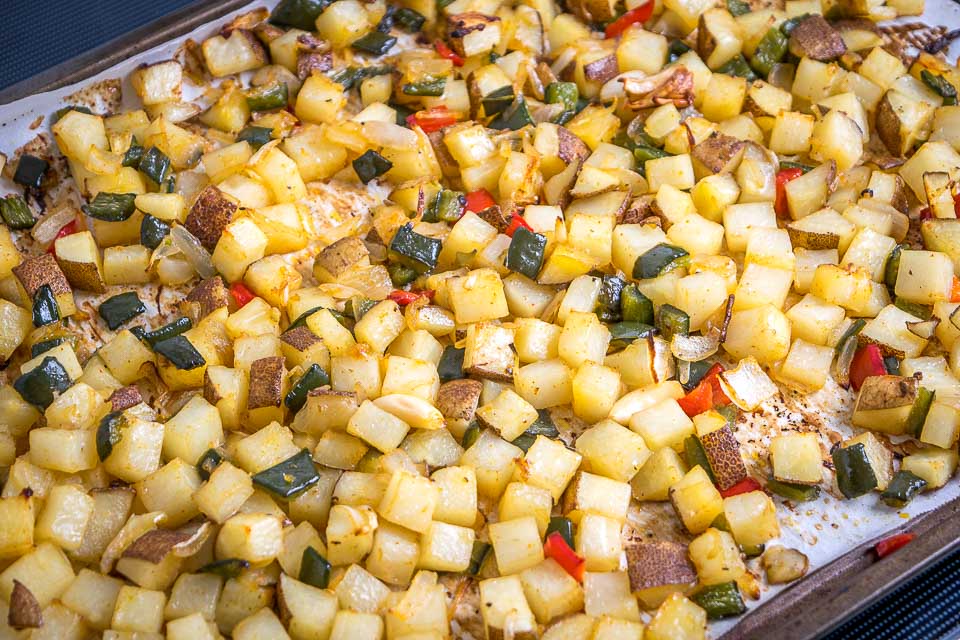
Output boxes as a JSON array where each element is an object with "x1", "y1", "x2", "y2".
[
  {"x1": 604, "y1": 1, "x2": 654, "y2": 39},
  {"x1": 435, "y1": 40, "x2": 465, "y2": 67},
  {"x1": 703, "y1": 363, "x2": 731, "y2": 406},
  {"x1": 46, "y1": 219, "x2": 79, "y2": 256},
  {"x1": 951, "y1": 276, "x2": 960, "y2": 303},
  {"x1": 874, "y1": 532, "x2": 914, "y2": 558},
  {"x1": 678, "y1": 378, "x2": 713, "y2": 417},
  {"x1": 544, "y1": 532, "x2": 586, "y2": 582},
  {"x1": 953, "y1": 191, "x2": 960, "y2": 218},
  {"x1": 719, "y1": 477, "x2": 762, "y2": 498},
  {"x1": 405, "y1": 106, "x2": 459, "y2": 134},
  {"x1": 229, "y1": 282, "x2": 256, "y2": 308},
  {"x1": 919, "y1": 206, "x2": 934, "y2": 221},
  {"x1": 388, "y1": 289, "x2": 435, "y2": 306},
  {"x1": 849, "y1": 343, "x2": 886, "y2": 391},
  {"x1": 464, "y1": 189, "x2": 497, "y2": 213},
  {"x1": 775, "y1": 167, "x2": 804, "y2": 217},
  {"x1": 504, "y1": 214, "x2": 533, "y2": 238}
]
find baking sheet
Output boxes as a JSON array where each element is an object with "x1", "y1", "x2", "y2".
[{"x1": 3, "y1": 0, "x2": 960, "y2": 636}]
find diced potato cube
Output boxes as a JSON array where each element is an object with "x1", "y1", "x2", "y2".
[
  {"x1": 669, "y1": 466, "x2": 723, "y2": 534},
  {"x1": 688, "y1": 527, "x2": 745, "y2": 585},
  {"x1": 770, "y1": 433, "x2": 823, "y2": 484},
  {"x1": 377, "y1": 471, "x2": 438, "y2": 533},
  {"x1": 723, "y1": 490, "x2": 780, "y2": 548}
]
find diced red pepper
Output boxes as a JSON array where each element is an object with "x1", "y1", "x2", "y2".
[
  {"x1": 678, "y1": 378, "x2": 713, "y2": 417},
  {"x1": 388, "y1": 289, "x2": 435, "y2": 306},
  {"x1": 46, "y1": 219, "x2": 79, "y2": 256},
  {"x1": 703, "y1": 363, "x2": 731, "y2": 406},
  {"x1": 604, "y1": 1, "x2": 654, "y2": 39},
  {"x1": 464, "y1": 189, "x2": 497, "y2": 213},
  {"x1": 951, "y1": 276, "x2": 960, "y2": 303},
  {"x1": 919, "y1": 206, "x2": 934, "y2": 221},
  {"x1": 719, "y1": 477, "x2": 762, "y2": 498},
  {"x1": 435, "y1": 40, "x2": 465, "y2": 67},
  {"x1": 544, "y1": 532, "x2": 586, "y2": 582},
  {"x1": 504, "y1": 214, "x2": 533, "y2": 238},
  {"x1": 405, "y1": 106, "x2": 459, "y2": 134},
  {"x1": 229, "y1": 282, "x2": 256, "y2": 308},
  {"x1": 953, "y1": 191, "x2": 960, "y2": 218},
  {"x1": 849, "y1": 343, "x2": 886, "y2": 391},
  {"x1": 874, "y1": 532, "x2": 915, "y2": 558},
  {"x1": 775, "y1": 168, "x2": 804, "y2": 218}
]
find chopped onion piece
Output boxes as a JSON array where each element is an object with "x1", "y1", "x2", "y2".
[
  {"x1": 949, "y1": 305, "x2": 960, "y2": 332},
  {"x1": 550, "y1": 48, "x2": 577, "y2": 78},
  {"x1": 362, "y1": 121, "x2": 418, "y2": 149},
  {"x1": 671, "y1": 329, "x2": 721, "y2": 362},
  {"x1": 907, "y1": 318, "x2": 940, "y2": 340},
  {"x1": 834, "y1": 335, "x2": 857, "y2": 389},
  {"x1": 678, "y1": 359, "x2": 691, "y2": 386},
  {"x1": 170, "y1": 224, "x2": 216, "y2": 279},
  {"x1": 719, "y1": 357, "x2": 778, "y2": 411},
  {"x1": 600, "y1": 70, "x2": 648, "y2": 101},
  {"x1": 31, "y1": 207, "x2": 76, "y2": 244}
]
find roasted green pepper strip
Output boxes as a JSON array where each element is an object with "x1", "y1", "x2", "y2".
[
  {"x1": 139, "y1": 317, "x2": 192, "y2": 346},
  {"x1": 780, "y1": 160, "x2": 813, "y2": 172},
  {"x1": 51, "y1": 105, "x2": 94, "y2": 124},
  {"x1": 252, "y1": 449, "x2": 320, "y2": 499},
  {"x1": 140, "y1": 214, "x2": 171, "y2": 250},
  {"x1": 633, "y1": 243, "x2": 689, "y2": 279},
  {"x1": 31, "y1": 338, "x2": 65, "y2": 358},
  {"x1": 750, "y1": 28, "x2": 789, "y2": 77},
  {"x1": 246, "y1": 82, "x2": 289, "y2": 111},
  {"x1": 387, "y1": 262, "x2": 419, "y2": 286},
  {"x1": 394, "y1": 7, "x2": 425, "y2": 32},
  {"x1": 122, "y1": 139, "x2": 144, "y2": 167},
  {"x1": 657, "y1": 304, "x2": 690, "y2": 340},
  {"x1": 490, "y1": 95, "x2": 534, "y2": 130},
  {"x1": 346, "y1": 296, "x2": 378, "y2": 321},
  {"x1": 13, "y1": 155, "x2": 49, "y2": 189},
  {"x1": 389, "y1": 223, "x2": 441, "y2": 273},
  {"x1": 635, "y1": 145, "x2": 670, "y2": 164},
  {"x1": 200, "y1": 558, "x2": 250, "y2": 579},
  {"x1": 905, "y1": 387, "x2": 935, "y2": 438},
  {"x1": 32, "y1": 285, "x2": 60, "y2": 328},
  {"x1": 467, "y1": 541, "x2": 491, "y2": 575},
  {"x1": 684, "y1": 435, "x2": 716, "y2": 483},
  {"x1": 139, "y1": 147, "x2": 172, "y2": 185},
  {"x1": 438, "y1": 346, "x2": 466, "y2": 382},
  {"x1": 424, "y1": 190, "x2": 466, "y2": 223},
  {"x1": 834, "y1": 319, "x2": 866, "y2": 354},
  {"x1": 352, "y1": 31, "x2": 397, "y2": 55},
  {"x1": 832, "y1": 443, "x2": 878, "y2": 499},
  {"x1": 893, "y1": 298, "x2": 932, "y2": 320},
  {"x1": 921, "y1": 70, "x2": 958, "y2": 105},
  {"x1": 0, "y1": 194, "x2": 36, "y2": 229},
  {"x1": 14, "y1": 356, "x2": 72, "y2": 408},
  {"x1": 482, "y1": 86, "x2": 515, "y2": 118},
  {"x1": 153, "y1": 335, "x2": 206, "y2": 370},
  {"x1": 881, "y1": 470, "x2": 928, "y2": 508},
  {"x1": 545, "y1": 81, "x2": 579, "y2": 124},
  {"x1": 692, "y1": 582, "x2": 747, "y2": 619},
  {"x1": 683, "y1": 361, "x2": 715, "y2": 391},
  {"x1": 402, "y1": 77, "x2": 447, "y2": 96},
  {"x1": 608, "y1": 322, "x2": 656, "y2": 350},
  {"x1": 96, "y1": 411, "x2": 125, "y2": 461},
  {"x1": 300, "y1": 546, "x2": 332, "y2": 588},
  {"x1": 545, "y1": 517, "x2": 575, "y2": 548},
  {"x1": 505, "y1": 227, "x2": 547, "y2": 280},
  {"x1": 595, "y1": 275, "x2": 625, "y2": 323},
  {"x1": 883, "y1": 355, "x2": 901, "y2": 375},
  {"x1": 353, "y1": 149, "x2": 393, "y2": 184},
  {"x1": 83, "y1": 192, "x2": 137, "y2": 221},
  {"x1": 620, "y1": 284, "x2": 654, "y2": 325},
  {"x1": 99, "y1": 292, "x2": 146, "y2": 331},
  {"x1": 236, "y1": 126, "x2": 273, "y2": 148},
  {"x1": 270, "y1": 0, "x2": 329, "y2": 29},
  {"x1": 726, "y1": 0, "x2": 751, "y2": 16},
  {"x1": 285, "y1": 364, "x2": 331, "y2": 412},
  {"x1": 196, "y1": 448, "x2": 224, "y2": 481},
  {"x1": 716, "y1": 55, "x2": 758, "y2": 81},
  {"x1": 766, "y1": 478, "x2": 821, "y2": 502},
  {"x1": 512, "y1": 410, "x2": 559, "y2": 451},
  {"x1": 461, "y1": 423, "x2": 480, "y2": 449}
]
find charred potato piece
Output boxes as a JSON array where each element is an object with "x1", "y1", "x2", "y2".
[
  {"x1": 313, "y1": 236, "x2": 371, "y2": 283},
  {"x1": 875, "y1": 90, "x2": 935, "y2": 157},
  {"x1": 185, "y1": 276, "x2": 232, "y2": 318},
  {"x1": 247, "y1": 356, "x2": 285, "y2": 410},
  {"x1": 583, "y1": 54, "x2": 619, "y2": 84},
  {"x1": 691, "y1": 132, "x2": 747, "y2": 179},
  {"x1": 699, "y1": 425, "x2": 748, "y2": 490},
  {"x1": 436, "y1": 379, "x2": 483, "y2": 435},
  {"x1": 8, "y1": 580, "x2": 42, "y2": 630},
  {"x1": 626, "y1": 541, "x2": 698, "y2": 608},
  {"x1": 446, "y1": 13, "x2": 502, "y2": 58},
  {"x1": 185, "y1": 185, "x2": 238, "y2": 251},
  {"x1": 567, "y1": 0, "x2": 617, "y2": 24},
  {"x1": 54, "y1": 230, "x2": 106, "y2": 293},
  {"x1": 12, "y1": 252, "x2": 77, "y2": 317},
  {"x1": 109, "y1": 385, "x2": 144, "y2": 412},
  {"x1": 788, "y1": 15, "x2": 847, "y2": 61}
]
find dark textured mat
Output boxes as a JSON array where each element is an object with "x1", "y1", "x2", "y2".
[
  {"x1": 3, "y1": 2, "x2": 960, "y2": 640},
  {"x1": 0, "y1": 0, "x2": 196, "y2": 91}
]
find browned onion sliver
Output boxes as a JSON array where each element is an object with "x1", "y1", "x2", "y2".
[
  {"x1": 170, "y1": 224, "x2": 216, "y2": 279},
  {"x1": 671, "y1": 329, "x2": 721, "y2": 362},
  {"x1": 834, "y1": 335, "x2": 857, "y2": 389},
  {"x1": 907, "y1": 318, "x2": 939, "y2": 340}
]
